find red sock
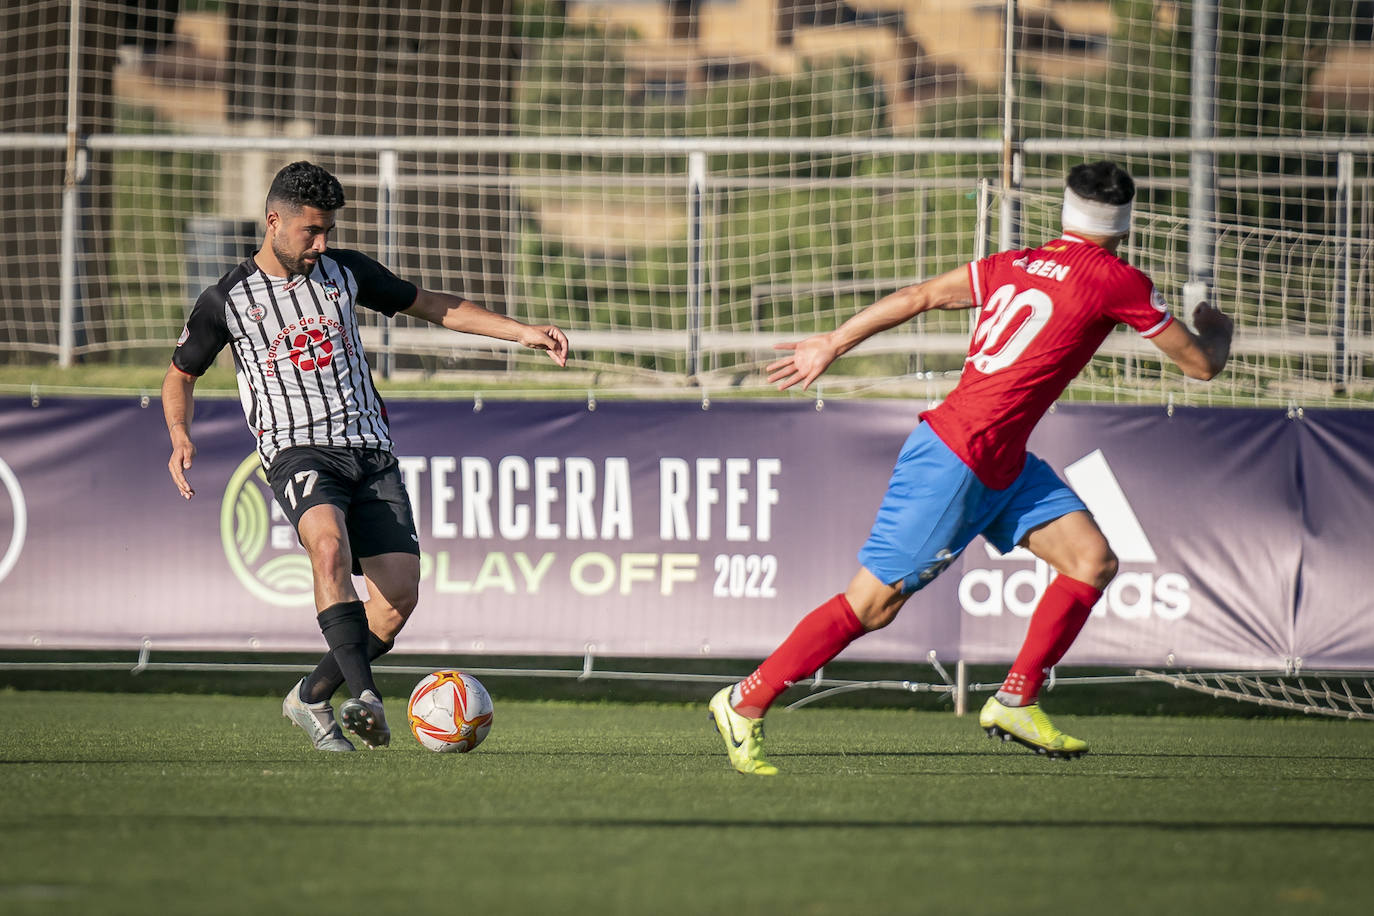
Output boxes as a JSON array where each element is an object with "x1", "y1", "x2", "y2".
[
  {"x1": 998, "y1": 574, "x2": 1101, "y2": 706},
  {"x1": 732, "y1": 594, "x2": 866, "y2": 717}
]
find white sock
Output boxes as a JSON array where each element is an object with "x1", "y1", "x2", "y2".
[
  {"x1": 729, "y1": 682, "x2": 745, "y2": 709},
  {"x1": 995, "y1": 689, "x2": 1029, "y2": 708}
]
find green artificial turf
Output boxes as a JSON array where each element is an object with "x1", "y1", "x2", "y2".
[{"x1": 0, "y1": 691, "x2": 1369, "y2": 915}]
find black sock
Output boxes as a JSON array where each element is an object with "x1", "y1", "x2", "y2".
[
  {"x1": 315, "y1": 600, "x2": 378, "y2": 700},
  {"x1": 301, "y1": 632, "x2": 394, "y2": 704}
]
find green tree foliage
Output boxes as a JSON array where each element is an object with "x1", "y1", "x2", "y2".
[
  {"x1": 930, "y1": 0, "x2": 1371, "y2": 141},
  {"x1": 510, "y1": 17, "x2": 914, "y2": 360},
  {"x1": 513, "y1": 31, "x2": 886, "y2": 175},
  {"x1": 509, "y1": 0, "x2": 1369, "y2": 367},
  {"x1": 928, "y1": 0, "x2": 1370, "y2": 224}
]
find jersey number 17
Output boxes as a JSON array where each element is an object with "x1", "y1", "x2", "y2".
[{"x1": 282, "y1": 469, "x2": 319, "y2": 510}]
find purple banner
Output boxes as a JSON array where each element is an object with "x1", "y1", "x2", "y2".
[
  {"x1": 0, "y1": 396, "x2": 1370, "y2": 669},
  {"x1": 1291, "y1": 411, "x2": 1374, "y2": 669},
  {"x1": 956, "y1": 406, "x2": 1303, "y2": 669}
]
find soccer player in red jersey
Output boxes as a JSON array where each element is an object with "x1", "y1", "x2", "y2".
[{"x1": 710, "y1": 161, "x2": 1233, "y2": 774}]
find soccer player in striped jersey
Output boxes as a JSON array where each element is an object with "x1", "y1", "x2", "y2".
[
  {"x1": 710, "y1": 161, "x2": 1233, "y2": 774},
  {"x1": 162, "y1": 161, "x2": 570, "y2": 751}
]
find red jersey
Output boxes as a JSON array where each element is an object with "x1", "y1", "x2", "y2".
[{"x1": 921, "y1": 234, "x2": 1174, "y2": 489}]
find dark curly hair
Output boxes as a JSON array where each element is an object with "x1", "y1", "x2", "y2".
[
  {"x1": 1066, "y1": 160, "x2": 1135, "y2": 206},
  {"x1": 265, "y1": 161, "x2": 346, "y2": 214}
]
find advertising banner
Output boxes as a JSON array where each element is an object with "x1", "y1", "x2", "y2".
[
  {"x1": 956, "y1": 406, "x2": 1303, "y2": 670},
  {"x1": 1290, "y1": 411, "x2": 1374, "y2": 669},
  {"x1": 0, "y1": 396, "x2": 1369, "y2": 669}
]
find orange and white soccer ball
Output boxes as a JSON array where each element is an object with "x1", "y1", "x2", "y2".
[{"x1": 406, "y1": 670, "x2": 494, "y2": 753}]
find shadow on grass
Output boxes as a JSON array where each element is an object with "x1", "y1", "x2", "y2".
[
  {"x1": 2, "y1": 813, "x2": 1373, "y2": 833},
  {"x1": 4, "y1": 747, "x2": 1373, "y2": 764}
]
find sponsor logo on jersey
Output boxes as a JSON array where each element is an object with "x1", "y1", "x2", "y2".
[
  {"x1": 176, "y1": 325, "x2": 190, "y2": 346},
  {"x1": 265, "y1": 318, "x2": 351, "y2": 378},
  {"x1": 958, "y1": 449, "x2": 1191, "y2": 621},
  {"x1": 0, "y1": 455, "x2": 29, "y2": 587},
  {"x1": 246, "y1": 303, "x2": 267, "y2": 322},
  {"x1": 288, "y1": 327, "x2": 334, "y2": 372},
  {"x1": 220, "y1": 453, "x2": 312, "y2": 607},
  {"x1": 1150, "y1": 287, "x2": 1169, "y2": 313}
]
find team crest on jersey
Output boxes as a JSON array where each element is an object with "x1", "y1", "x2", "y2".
[
  {"x1": 246, "y1": 303, "x2": 267, "y2": 322},
  {"x1": 322, "y1": 279, "x2": 340, "y2": 302}
]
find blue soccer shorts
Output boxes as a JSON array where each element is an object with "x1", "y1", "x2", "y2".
[{"x1": 856, "y1": 423, "x2": 1087, "y2": 594}]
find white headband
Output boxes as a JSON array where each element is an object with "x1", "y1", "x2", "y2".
[{"x1": 1062, "y1": 187, "x2": 1132, "y2": 236}]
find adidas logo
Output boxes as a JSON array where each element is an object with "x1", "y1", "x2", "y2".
[{"x1": 958, "y1": 450, "x2": 1191, "y2": 621}]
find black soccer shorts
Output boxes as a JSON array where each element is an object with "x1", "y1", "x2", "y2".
[{"x1": 264, "y1": 445, "x2": 420, "y2": 574}]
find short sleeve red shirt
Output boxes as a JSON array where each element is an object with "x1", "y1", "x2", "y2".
[{"x1": 921, "y1": 235, "x2": 1174, "y2": 489}]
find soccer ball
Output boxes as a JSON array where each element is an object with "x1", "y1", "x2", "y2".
[{"x1": 406, "y1": 670, "x2": 494, "y2": 753}]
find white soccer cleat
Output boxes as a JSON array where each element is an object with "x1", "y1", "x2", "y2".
[
  {"x1": 282, "y1": 678, "x2": 356, "y2": 752},
  {"x1": 339, "y1": 689, "x2": 391, "y2": 749}
]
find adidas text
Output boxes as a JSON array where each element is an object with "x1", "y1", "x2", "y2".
[{"x1": 959, "y1": 560, "x2": 1191, "y2": 620}]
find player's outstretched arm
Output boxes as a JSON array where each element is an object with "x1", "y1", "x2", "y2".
[
  {"x1": 404, "y1": 288, "x2": 570, "y2": 367},
  {"x1": 1150, "y1": 302, "x2": 1234, "y2": 381},
  {"x1": 767, "y1": 266, "x2": 974, "y2": 391},
  {"x1": 161, "y1": 365, "x2": 199, "y2": 500}
]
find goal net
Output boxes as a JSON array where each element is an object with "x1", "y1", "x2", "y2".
[
  {"x1": 1136, "y1": 669, "x2": 1374, "y2": 720},
  {"x1": 1, "y1": 0, "x2": 1371, "y2": 404}
]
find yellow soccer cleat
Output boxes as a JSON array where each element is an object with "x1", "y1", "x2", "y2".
[
  {"x1": 708, "y1": 686, "x2": 779, "y2": 776},
  {"x1": 979, "y1": 697, "x2": 1089, "y2": 759}
]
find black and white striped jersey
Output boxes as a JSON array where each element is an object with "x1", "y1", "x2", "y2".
[{"x1": 172, "y1": 249, "x2": 418, "y2": 468}]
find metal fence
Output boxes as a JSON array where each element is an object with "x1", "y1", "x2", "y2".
[{"x1": 1, "y1": 133, "x2": 1371, "y2": 404}]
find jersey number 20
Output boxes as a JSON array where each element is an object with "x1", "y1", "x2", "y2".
[{"x1": 968, "y1": 283, "x2": 1053, "y2": 373}]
